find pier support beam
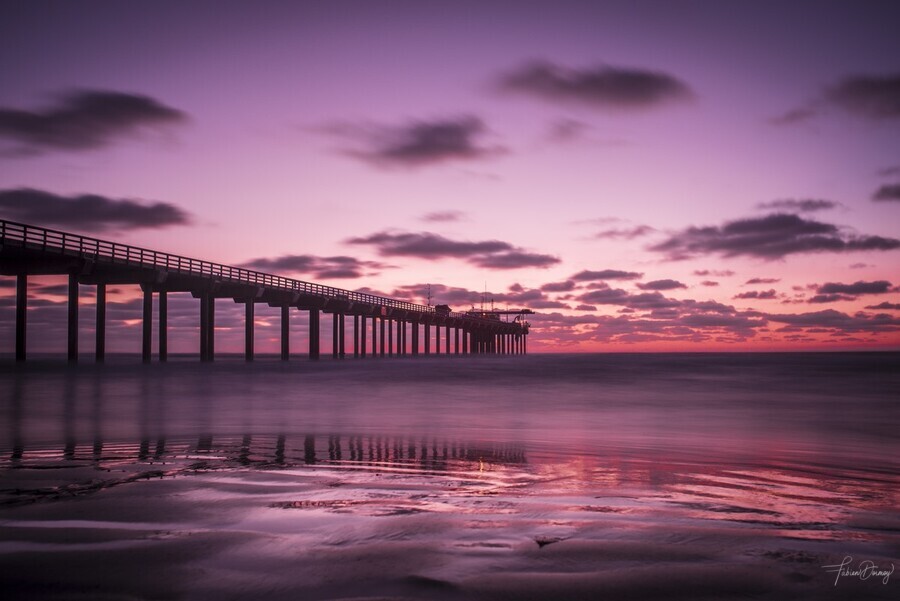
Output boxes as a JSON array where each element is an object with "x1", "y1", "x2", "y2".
[
  {"x1": 142, "y1": 286, "x2": 152, "y2": 363},
  {"x1": 445, "y1": 325, "x2": 450, "y2": 355},
  {"x1": 67, "y1": 272, "x2": 79, "y2": 363},
  {"x1": 332, "y1": 313, "x2": 339, "y2": 358},
  {"x1": 15, "y1": 274, "x2": 26, "y2": 362},
  {"x1": 245, "y1": 301, "x2": 254, "y2": 361},
  {"x1": 380, "y1": 317, "x2": 385, "y2": 357},
  {"x1": 200, "y1": 293, "x2": 209, "y2": 361},
  {"x1": 158, "y1": 291, "x2": 167, "y2": 362},
  {"x1": 371, "y1": 317, "x2": 378, "y2": 356},
  {"x1": 308, "y1": 309, "x2": 320, "y2": 360},
  {"x1": 339, "y1": 313, "x2": 346, "y2": 357},
  {"x1": 353, "y1": 315, "x2": 360, "y2": 357},
  {"x1": 424, "y1": 321, "x2": 430, "y2": 355},
  {"x1": 388, "y1": 319, "x2": 393, "y2": 356},
  {"x1": 412, "y1": 322, "x2": 419, "y2": 355},
  {"x1": 207, "y1": 296, "x2": 215, "y2": 361},
  {"x1": 95, "y1": 283, "x2": 105, "y2": 363},
  {"x1": 280, "y1": 305, "x2": 289, "y2": 360},
  {"x1": 360, "y1": 315, "x2": 367, "y2": 358}
]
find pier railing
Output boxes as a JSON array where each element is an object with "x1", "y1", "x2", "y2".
[{"x1": 0, "y1": 219, "x2": 498, "y2": 324}]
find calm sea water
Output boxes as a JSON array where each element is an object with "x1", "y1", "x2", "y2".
[{"x1": 1, "y1": 353, "x2": 898, "y2": 599}]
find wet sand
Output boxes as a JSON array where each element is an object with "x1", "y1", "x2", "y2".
[{"x1": 1, "y1": 434, "x2": 897, "y2": 600}]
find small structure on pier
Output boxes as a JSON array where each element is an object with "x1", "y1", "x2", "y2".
[{"x1": 0, "y1": 220, "x2": 532, "y2": 362}]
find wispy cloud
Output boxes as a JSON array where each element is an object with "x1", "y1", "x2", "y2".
[
  {"x1": 756, "y1": 199, "x2": 840, "y2": 213},
  {"x1": 0, "y1": 188, "x2": 191, "y2": 232},
  {"x1": 320, "y1": 116, "x2": 504, "y2": 168},
  {"x1": 0, "y1": 89, "x2": 186, "y2": 154},
  {"x1": 420, "y1": 210, "x2": 466, "y2": 223},
  {"x1": 570, "y1": 269, "x2": 643, "y2": 281},
  {"x1": 497, "y1": 60, "x2": 693, "y2": 110}
]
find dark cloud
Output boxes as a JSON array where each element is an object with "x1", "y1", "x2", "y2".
[
  {"x1": 547, "y1": 118, "x2": 591, "y2": 142},
  {"x1": 0, "y1": 90, "x2": 186, "y2": 153},
  {"x1": 469, "y1": 250, "x2": 560, "y2": 269},
  {"x1": 877, "y1": 166, "x2": 900, "y2": 177},
  {"x1": 865, "y1": 302, "x2": 900, "y2": 310},
  {"x1": 756, "y1": 199, "x2": 840, "y2": 213},
  {"x1": 540, "y1": 280, "x2": 576, "y2": 292},
  {"x1": 595, "y1": 225, "x2": 655, "y2": 240},
  {"x1": 745, "y1": 278, "x2": 780, "y2": 285},
  {"x1": 0, "y1": 188, "x2": 191, "y2": 232},
  {"x1": 734, "y1": 289, "x2": 778, "y2": 300},
  {"x1": 825, "y1": 74, "x2": 900, "y2": 119},
  {"x1": 872, "y1": 184, "x2": 900, "y2": 202},
  {"x1": 323, "y1": 116, "x2": 504, "y2": 167},
  {"x1": 347, "y1": 231, "x2": 511, "y2": 258},
  {"x1": 498, "y1": 60, "x2": 693, "y2": 110},
  {"x1": 650, "y1": 213, "x2": 900, "y2": 260},
  {"x1": 575, "y1": 304, "x2": 597, "y2": 311},
  {"x1": 421, "y1": 210, "x2": 466, "y2": 222},
  {"x1": 693, "y1": 269, "x2": 734, "y2": 277},
  {"x1": 570, "y1": 269, "x2": 643, "y2": 281},
  {"x1": 347, "y1": 230, "x2": 557, "y2": 270},
  {"x1": 700, "y1": 280, "x2": 719, "y2": 287},
  {"x1": 636, "y1": 279, "x2": 687, "y2": 291},
  {"x1": 808, "y1": 294, "x2": 855, "y2": 304},
  {"x1": 766, "y1": 309, "x2": 900, "y2": 333},
  {"x1": 817, "y1": 280, "x2": 893, "y2": 295},
  {"x1": 243, "y1": 254, "x2": 391, "y2": 280}
]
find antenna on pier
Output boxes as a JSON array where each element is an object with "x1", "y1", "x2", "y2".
[{"x1": 426, "y1": 283, "x2": 432, "y2": 307}]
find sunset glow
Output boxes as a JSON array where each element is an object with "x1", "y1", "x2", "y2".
[{"x1": 1, "y1": 1, "x2": 898, "y2": 353}]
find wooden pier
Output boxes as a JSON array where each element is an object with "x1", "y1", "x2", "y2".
[{"x1": 0, "y1": 220, "x2": 531, "y2": 362}]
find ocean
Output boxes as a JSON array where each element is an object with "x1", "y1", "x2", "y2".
[{"x1": 1, "y1": 353, "x2": 898, "y2": 599}]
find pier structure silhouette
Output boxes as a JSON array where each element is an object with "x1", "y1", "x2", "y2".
[{"x1": 0, "y1": 220, "x2": 532, "y2": 362}]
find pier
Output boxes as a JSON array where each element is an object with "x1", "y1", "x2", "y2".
[{"x1": 0, "y1": 220, "x2": 531, "y2": 362}]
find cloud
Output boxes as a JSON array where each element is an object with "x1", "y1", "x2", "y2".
[
  {"x1": 594, "y1": 225, "x2": 655, "y2": 240},
  {"x1": 756, "y1": 199, "x2": 840, "y2": 213},
  {"x1": 547, "y1": 118, "x2": 591, "y2": 142},
  {"x1": 570, "y1": 269, "x2": 643, "y2": 281},
  {"x1": 872, "y1": 184, "x2": 900, "y2": 202},
  {"x1": 769, "y1": 107, "x2": 818, "y2": 126},
  {"x1": 540, "y1": 280, "x2": 576, "y2": 292},
  {"x1": 765, "y1": 309, "x2": 900, "y2": 333},
  {"x1": 0, "y1": 188, "x2": 191, "y2": 232},
  {"x1": 650, "y1": 213, "x2": 900, "y2": 260},
  {"x1": 877, "y1": 166, "x2": 900, "y2": 177},
  {"x1": 243, "y1": 254, "x2": 391, "y2": 280},
  {"x1": 700, "y1": 280, "x2": 719, "y2": 287},
  {"x1": 0, "y1": 89, "x2": 186, "y2": 153},
  {"x1": 498, "y1": 60, "x2": 693, "y2": 110},
  {"x1": 346, "y1": 230, "x2": 558, "y2": 270},
  {"x1": 745, "y1": 278, "x2": 780, "y2": 285},
  {"x1": 421, "y1": 210, "x2": 466, "y2": 222},
  {"x1": 575, "y1": 304, "x2": 597, "y2": 311},
  {"x1": 636, "y1": 279, "x2": 687, "y2": 291},
  {"x1": 734, "y1": 289, "x2": 778, "y2": 300},
  {"x1": 321, "y1": 116, "x2": 504, "y2": 167},
  {"x1": 865, "y1": 302, "x2": 900, "y2": 310},
  {"x1": 808, "y1": 294, "x2": 855, "y2": 304},
  {"x1": 693, "y1": 269, "x2": 734, "y2": 277},
  {"x1": 469, "y1": 251, "x2": 560, "y2": 269},
  {"x1": 825, "y1": 73, "x2": 900, "y2": 119},
  {"x1": 816, "y1": 280, "x2": 893, "y2": 295}
]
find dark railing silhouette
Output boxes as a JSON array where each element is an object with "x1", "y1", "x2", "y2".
[{"x1": 0, "y1": 219, "x2": 496, "y2": 324}]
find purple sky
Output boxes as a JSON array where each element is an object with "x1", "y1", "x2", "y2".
[{"x1": 1, "y1": 1, "x2": 899, "y2": 353}]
